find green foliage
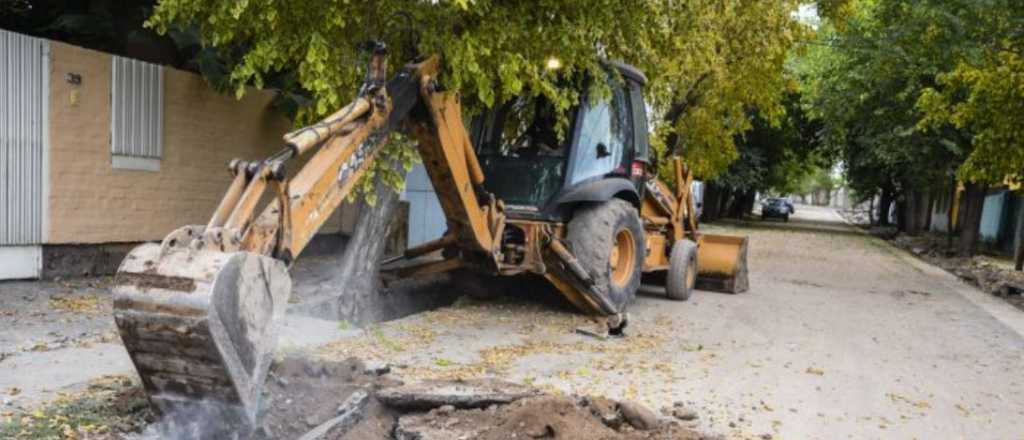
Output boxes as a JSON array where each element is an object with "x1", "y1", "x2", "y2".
[
  {"x1": 814, "y1": 0, "x2": 856, "y2": 25},
  {"x1": 801, "y1": 0, "x2": 1024, "y2": 196},
  {"x1": 712, "y1": 92, "x2": 822, "y2": 196},
  {"x1": 348, "y1": 133, "x2": 420, "y2": 206},
  {"x1": 146, "y1": 0, "x2": 811, "y2": 187},
  {"x1": 798, "y1": 0, "x2": 966, "y2": 198},
  {"x1": 778, "y1": 166, "x2": 836, "y2": 197},
  {"x1": 914, "y1": 0, "x2": 1024, "y2": 184},
  {"x1": 644, "y1": 1, "x2": 809, "y2": 178}
]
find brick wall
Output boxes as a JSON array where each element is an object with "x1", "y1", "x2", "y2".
[{"x1": 46, "y1": 41, "x2": 347, "y2": 244}]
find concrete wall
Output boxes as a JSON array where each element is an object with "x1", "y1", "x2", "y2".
[
  {"x1": 45, "y1": 41, "x2": 346, "y2": 244},
  {"x1": 979, "y1": 190, "x2": 1008, "y2": 243}
]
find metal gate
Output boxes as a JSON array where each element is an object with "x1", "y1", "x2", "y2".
[{"x1": 0, "y1": 29, "x2": 48, "y2": 278}]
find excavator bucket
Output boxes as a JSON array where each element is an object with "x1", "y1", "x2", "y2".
[
  {"x1": 696, "y1": 234, "x2": 749, "y2": 294},
  {"x1": 112, "y1": 240, "x2": 291, "y2": 428}
]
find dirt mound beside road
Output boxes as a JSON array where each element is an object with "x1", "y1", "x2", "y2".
[
  {"x1": 19, "y1": 357, "x2": 713, "y2": 440},
  {"x1": 396, "y1": 394, "x2": 711, "y2": 440},
  {"x1": 257, "y1": 356, "x2": 400, "y2": 440},
  {"x1": 257, "y1": 357, "x2": 713, "y2": 440}
]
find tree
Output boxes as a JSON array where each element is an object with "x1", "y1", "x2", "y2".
[
  {"x1": 704, "y1": 92, "x2": 822, "y2": 219},
  {"x1": 908, "y1": 0, "x2": 1024, "y2": 258},
  {"x1": 0, "y1": 0, "x2": 181, "y2": 64},
  {"x1": 915, "y1": 0, "x2": 1024, "y2": 185},
  {"x1": 145, "y1": 1, "x2": 809, "y2": 179},
  {"x1": 141, "y1": 1, "x2": 809, "y2": 316},
  {"x1": 798, "y1": 0, "x2": 971, "y2": 239}
]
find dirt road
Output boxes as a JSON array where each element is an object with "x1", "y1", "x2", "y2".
[
  {"x1": 4, "y1": 205, "x2": 1024, "y2": 439},
  {"x1": 311, "y1": 204, "x2": 1024, "y2": 439}
]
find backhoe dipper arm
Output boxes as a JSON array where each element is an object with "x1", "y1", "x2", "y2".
[{"x1": 192, "y1": 49, "x2": 500, "y2": 268}]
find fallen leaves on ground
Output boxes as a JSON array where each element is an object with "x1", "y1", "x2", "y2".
[
  {"x1": 314, "y1": 297, "x2": 694, "y2": 409},
  {"x1": 48, "y1": 295, "x2": 101, "y2": 314},
  {"x1": 886, "y1": 393, "x2": 931, "y2": 410},
  {"x1": 0, "y1": 375, "x2": 150, "y2": 440}
]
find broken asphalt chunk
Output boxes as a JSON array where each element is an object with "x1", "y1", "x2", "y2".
[
  {"x1": 377, "y1": 378, "x2": 537, "y2": 410},
  {"x1": 297, "y1": 389, "x2": 369, "y2": 440},
  {"x1": 618, "y1": 400, "x2": 664, "y2": 430}
]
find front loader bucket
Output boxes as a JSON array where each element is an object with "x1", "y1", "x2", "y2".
[
  {"x1": 112, "y1": 242, "x2": 291, "y2": 429},
  {"x1": 696, "y1": 234, "x2": 749, "y2": 294}
]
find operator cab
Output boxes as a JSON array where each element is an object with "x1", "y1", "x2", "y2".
[{"x1": 470, "y1": 62, "x2": 651, "y2": 221}]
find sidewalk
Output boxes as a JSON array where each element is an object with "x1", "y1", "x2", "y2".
[{"x1": 0, "y1": 276, "x2": 352, "y2": 413}]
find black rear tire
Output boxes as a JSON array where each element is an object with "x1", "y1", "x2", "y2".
[
  {"x1": 566, "y1": 199, "x2": 645, "y2": 312},
  {"x1": 666, "y1": 239, "x2": 698, "y2": 301}
]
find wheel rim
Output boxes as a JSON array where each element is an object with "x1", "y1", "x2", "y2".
[
  {"x1": 686, "y1": 256, "x2": 697, "y2": 289},
  {"x1": 610, "y1": 228, "x2": 636, "y2": 287}
]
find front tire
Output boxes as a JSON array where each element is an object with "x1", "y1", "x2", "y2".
[
  {"x1": 666, "y1": 239, "x2": 698, "y2": 301},
  {"x1": 566, "y1": 199, "x2": 645, "y2": 312}
]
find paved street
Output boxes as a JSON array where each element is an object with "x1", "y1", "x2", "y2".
[{"x1": 3, "y1": 205, "x2": 1024, "y2": 439}]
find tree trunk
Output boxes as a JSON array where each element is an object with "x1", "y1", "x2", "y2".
[
  {"x1": 958, "y1": 182, "x2": 987, "y2": 257},
  {"x1": 295, "y1": 173, "x2": 402, "y2": 322},
  {"x1": 913, "y1": 190, "x2": 921, "y2": 235},
  {"x1": 867, "y1": 195, "x2": 875, "y2": 225},
  {"x1": 702, "y1": 184, "x2": 724, "y2": 221},
  {"x1": 743, "y1": 191, "x2": 756, "y2": 215},
  {"x1": 924, "y1": 191, "x2": 935, "y2": 232},
  {"x1": 728, "y1": 190, "x2": 755, "y2": 219},
  {"x1": 946, "y1": 179, "x2": 957, "y2": 252},
  {"x1": 1014, "y1": 196, "x2": 1024, "y2": 271},
  {"x1": 903, "y1": 189, "x2": 930, "y2": 236},
  {"x1": 878, "y1": 187, "x2": 894, "y2": 226},
  {"x1": 720, "y1": 190, "x2": 734, "y2": 218},
  {"x1": 896, "y1": 194, "x2": 908, "y2": 233}
]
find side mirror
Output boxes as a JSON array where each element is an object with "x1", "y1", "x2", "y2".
[{"x1": 596, "y1": 143, "x2": 611, "y2": 158}]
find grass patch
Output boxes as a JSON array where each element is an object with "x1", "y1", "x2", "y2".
[
  {"x1": 0, "y1": 376, "x2": 150, "y2": 439},
  {"x1": 369, "y1": 326, "x2": 405, "y2": 353}
]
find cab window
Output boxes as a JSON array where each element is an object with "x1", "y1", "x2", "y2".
[
  {"x1": 472, "y1": 96, "x2": 577, "y2": 207},
  {"x1": 567, "y1": 81, "x2": 633, "y2": 185}
]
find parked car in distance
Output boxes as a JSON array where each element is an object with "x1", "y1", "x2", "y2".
[{"x1": 761, "y1": 197, "x2": 794, "y2": 222}]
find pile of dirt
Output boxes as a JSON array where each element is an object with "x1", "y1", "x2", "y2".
[
  {"x1": 255, "y1": 357, "x2": 401, "y2": 440},
  {"x1": 394, "y1": 395, "x2": 711, "y2": 440},
  {"x1": 126, "y1": 357, "x2": 714, "y2": 440}
]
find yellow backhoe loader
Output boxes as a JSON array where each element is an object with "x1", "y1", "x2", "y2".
[{"x1": 112, "y1": 44, "x2": 748, "y2": 427}]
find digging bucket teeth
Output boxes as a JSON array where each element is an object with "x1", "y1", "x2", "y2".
[
  {"x1": 696, "y1": 234, "x2": 750, "y2": 294},
  {"x1": 112, "y1": 242, "x2": 291, "y2": 427}
]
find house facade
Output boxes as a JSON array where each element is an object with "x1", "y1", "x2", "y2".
[
  {"x1": 0, "y1": 30, "x2": 359, "y2": 279},
  {"x1": 929, "y1": 184, "x2": 1024, "y2": 256}
]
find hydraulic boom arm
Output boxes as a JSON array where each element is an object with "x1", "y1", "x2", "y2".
[
  {"x1": 110, "y1": 46, "x2": 506, "y2": 428},
  {"x1": 196, "y1": 49, "x2": 501, "y2": 267}
]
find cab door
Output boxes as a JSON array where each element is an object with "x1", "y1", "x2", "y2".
[{"x1": 565, "y1": 77, "x2": 636, "y2": 187}]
